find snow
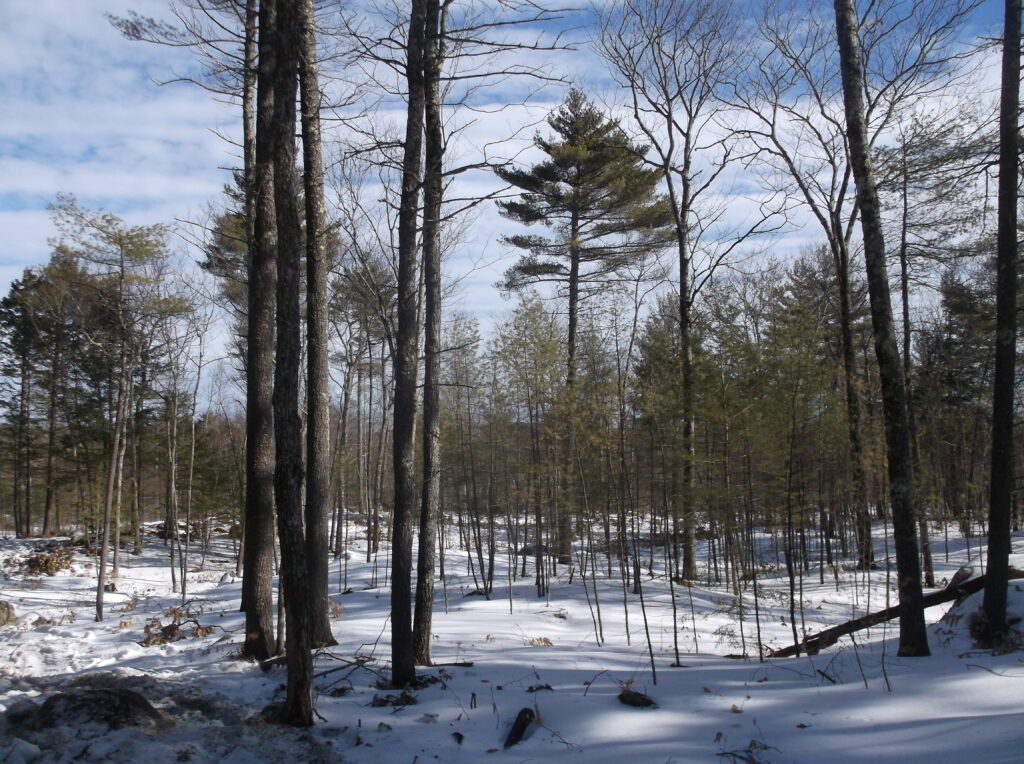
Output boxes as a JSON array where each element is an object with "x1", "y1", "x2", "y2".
[{"x1": 1, "y1": 525, "x2": 1022, "y2": 763}]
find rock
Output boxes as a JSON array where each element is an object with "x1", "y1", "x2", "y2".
[
  {"x1": 0, "y1": 600, "x2": 15, "y2": 628},
  {"x1": 36, "y1": 688, "x2": 166, "y2": 730},
  {"x1": 5, "y1": 698, "x2": 41, "y2": 729},
  {"x1": 4, "y1": 737, "x2": 42, "y2": 764}
]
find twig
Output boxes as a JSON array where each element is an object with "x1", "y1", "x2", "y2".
[
  {"x1": 582, "y1": 669, "x2": 610, "y2": 696},
  {"x1": 965, "y1": 664, "x2": 1024, "y2": 677}
]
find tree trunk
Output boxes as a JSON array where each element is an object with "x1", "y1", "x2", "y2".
[
  {"x1": 670, "y1": 172, "x2": 697, "y2": 582},
  {"x1": 272, "y1": 0, "x2": 314, "y2": 726},
  {"x1": 333, "y1": 360, "x2": 353, "y2": 556},
  {"x1": 19, "y1": 363, "x2": 32, "y2": 537},
  {"x1": 131, "y1": 368, "x2": 146, "y2": 556},
  {"x1": 243, "y1": 0, "x2": 257, "y2": 251},
  {"x1": 267, "y1": 7, "x2": 309, "y2": 718},
  {"x1": 96, "y1": 346, "x2": 131, "y2": 621},
  {"x1": 242, "y1": 0, "x2": 277, "y2": 663},
  {"x1": 898, "y1": 151, "x2": 934, "y2": 588},
  {"x1": 833, "y1": 0, "x2": 928, "y2": 657},
  {"x1": 42, "y1": 346, "x2": 60, "y2": 536},
  {"x1": 980, "y1": 0, "x2": 1021, "y2": 648},
  {"x1": 832, "y1": 238, "x2": 873, "y2": 571},
  {"x1": 391, "y1": 0, "x2": 427, "y2": 689},
  {"x1": 167, "y1": 390, "x2": 180, "y2": 593},
  {"x1": 298, "y1": 0, "x2": 336, "y2": 649},
  {"x1": 413, "y1": 0, "x2": 444, "y2": 667}
]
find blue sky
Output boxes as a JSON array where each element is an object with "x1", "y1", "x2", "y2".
[
  {"x1": 0, "y1": 0, "x2": 1006, "y2": 329},
  {"x1": 0, "y1": 0, "x2": 236, "y2": 289}
]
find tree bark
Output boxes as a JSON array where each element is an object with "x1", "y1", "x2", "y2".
[
  {"x1": 980, "y1": 0, "x2": 1021, "y2": 648},
  {"x1": 272, "y1": 0, "x2": 314, "y2": 726},
  {"x1": 18, "y1": 362, "x2": 31, "y2": 537},
  {"x1": 833, "y1": 0, "x2": 929, "y2": 657},
  {"x1": 241, "y1": 0, "x2": 277, "y2": 663},
  {"x1": 391, "y1": 0, "x2": 427, "y2": 689},
  {"x1": 298, "y1": 0, "x2": 336, "y2": 649},
  {"x1": 242, "y1": 0, "x2": 257, "y2": 252},
  {"x1": 413, "y1": 0, "x2": 444, "y2": 668}
]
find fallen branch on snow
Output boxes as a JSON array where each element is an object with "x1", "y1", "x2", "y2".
[{"x1": 771, "y1": 568, "x2": 1024, "y2": 658}]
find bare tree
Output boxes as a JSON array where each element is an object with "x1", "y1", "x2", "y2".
[
  {"x1": 413, "y1": 0, "x2": 445, "y2": 667},
  {"x1": 596, "y1": 0, "x2": 782, "y2": 580},
  {"x1": 832, "y1": 0, "x2": 929, "y2": 656},
  {"x1": 48, "y1": 197, "x2": 169, "y2": 622},
  {"x1": 338, "y1": 0, "x2": 570, "y2": 682},
  {"x1": 390, "y1": 0, "x2": 429, "y2": 689},
  {"x1": 735, "y1": 0, "x2": 981, "y2": 570},
  {"x1": 109, "y1": 0, "x2": 278, "y2": 663}
]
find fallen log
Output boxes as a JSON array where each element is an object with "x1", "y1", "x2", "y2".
[{"x1": 771, "y1": 568, "x2": 1024, "y2": 658}]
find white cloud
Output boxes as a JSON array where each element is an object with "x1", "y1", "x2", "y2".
[{"x1": 0, "y1": 0, "x2": 238, "y2": 275}]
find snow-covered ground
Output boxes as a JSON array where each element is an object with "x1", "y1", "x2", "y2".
[{"x1": 1, "y1": 523, "x2": 1021, "y2": 763}]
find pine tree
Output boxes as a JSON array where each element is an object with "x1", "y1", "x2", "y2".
[{"x1": 496, "y1": 88, "x2": 671, "y2": 564}]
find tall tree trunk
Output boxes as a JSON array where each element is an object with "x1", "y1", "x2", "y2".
[
  {"x1": 268, "y1": 0, "x2": 311, "y2": 725},
  {"x1": 561, "y1": 229, "x2": 580, "y2": 567},
  {"x1": 980, "y1": 0, "x2": 1021, "y2": 648},
  {"x1": 391, "y1": 0, "x2": 427, "y2": 689},
  {"x1": 666, "y1": 165, "x2": 697, "y2": 582},
  {"x1": 130, "y1": 367, "x2": 146, "y2": 556},
  {"x1": 898, "y1": 150, "x2": 934, "y2": 587},
  {"x1": 20, "y1": 364, "x2": 32, "y2": 537},
  {"x1": 333, "y1": 362, "x2": 353, "y2": 556},
  {"x1": 833, "y1": 237, "x2": 873, "y2": 571},
  {"x1": 243, "y1": 0, "x2": 257, "y2": 251},
  {"x1": 414, "y1": 0, "x2": 444, "y2": 666},
  {"x1": 272, "y1": 0, "x2": 314, "y2": 726},
  {"x1": 96, "y1": 346, "x2": 131, "y2": 621},
  {"x1": 833, "y1": 0, "x2": 928, "y2": 656},
  {"x1": 242, "y1": 0, "x2": 277, "y2": 663},
  {"x1": 166, "y1": 390, "x2": 181, "y2": 593},
  {"x1": 111, "y1": 373, "x2": 132, "y2": 580},
  {"x1": 298, "y1": 0, "x2": 336, "y2": 649},
  {"x1": 42, "y1": 346, "x2": 60, "y2": 536}
]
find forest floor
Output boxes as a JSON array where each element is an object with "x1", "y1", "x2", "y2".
[{"x1": 0, "y1": 522, "x2": 1022, "y2": 763}]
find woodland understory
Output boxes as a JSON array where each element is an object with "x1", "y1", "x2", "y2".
[{"x1": 1, "y1": 0, "x2": 1022, "y2": 730}]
